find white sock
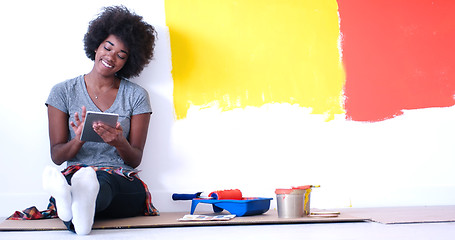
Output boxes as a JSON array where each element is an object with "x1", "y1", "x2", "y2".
[
  {"x1": 70, "y1": 167, "x2": 99, "y2": 235},
  {"x1": 42, "y1": 166, "x2": 73, "y2": 222}
]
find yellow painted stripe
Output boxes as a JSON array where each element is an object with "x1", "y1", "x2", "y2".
[{"x1": 165, "y1": 0, "x2": 345, "y2": 120}]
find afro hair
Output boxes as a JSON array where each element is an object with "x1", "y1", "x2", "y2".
[{"x1": 83, "y1": 6, "x2": 157, "y2": 79}]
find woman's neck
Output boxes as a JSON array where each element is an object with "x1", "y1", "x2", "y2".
[{"x1": 85, "y1": 71, "x2": 117, "y2": 89}]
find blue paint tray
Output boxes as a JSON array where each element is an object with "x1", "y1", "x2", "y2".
[{"x1": 190, "y1": 197, "x2": 273, "y2": 216}]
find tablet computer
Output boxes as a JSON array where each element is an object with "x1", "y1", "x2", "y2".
[{"x1": 80, "y1": 111, "x2": 119, "y2": 142}]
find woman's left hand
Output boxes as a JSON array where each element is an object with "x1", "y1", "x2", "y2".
[{"x1": 92, "y1": 121, "x2": 124, "y2": 146}]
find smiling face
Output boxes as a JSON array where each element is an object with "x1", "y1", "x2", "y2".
[{"x1": 93, "y1": 35, "x2": 129, "y2": 78}]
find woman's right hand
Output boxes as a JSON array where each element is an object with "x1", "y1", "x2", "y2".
[
  {"x1": 48, "y1": 105, "x2": 85, "y2": 165},
  {"x1": 70, "y1": 106, "x2": 87, "y2": 142}
]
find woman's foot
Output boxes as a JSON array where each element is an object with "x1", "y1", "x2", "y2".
[
  {"x1": 71, "y1": 167, "x2": 99, "y2": 235},
  {"x1": 42, "y1": 166, "x2": 72, "y2": 222}
]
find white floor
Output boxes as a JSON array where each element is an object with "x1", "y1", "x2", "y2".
[{"x1": 1, "y1": 221, "x2": 454, "y2": 240}]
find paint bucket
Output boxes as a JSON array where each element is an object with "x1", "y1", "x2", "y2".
[{"x1": 275, "y1": 186, "x2": 312, "y2": 218}]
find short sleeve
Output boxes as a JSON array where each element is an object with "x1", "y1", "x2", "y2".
[
  {"x1": 45, "y1": 82, "x2": 69, "y2": 114},
  {"x1": 132, "y1": 86, "x2": 152, "y2": 116}
]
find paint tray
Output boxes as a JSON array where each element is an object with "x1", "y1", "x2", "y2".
[{"x1": 190, "y1": 197, "x2": 273, "y2": 216}]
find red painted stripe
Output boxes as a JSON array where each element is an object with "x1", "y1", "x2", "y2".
[{"x1": 339, "y1": 0, "x2": 455, "y2": 121}]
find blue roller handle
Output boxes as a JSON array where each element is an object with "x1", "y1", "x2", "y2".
[{"x1": 172, "y1": 192, "x2": 202, "y2": 200}]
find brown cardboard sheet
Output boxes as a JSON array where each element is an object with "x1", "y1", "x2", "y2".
[
  {"x1": 0, "y1": 210, "x2": 365, "y2": 231},
  {"x1": 2, "y1": 206, "x2": 454, "y2": 231},
  {"x1": 340, "y1": 205, "x2": 455, "y2": 224}
]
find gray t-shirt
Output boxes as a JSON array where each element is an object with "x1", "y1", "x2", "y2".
[{"x1": 46, "y1": 75, "x2": 152, "y2": 171}]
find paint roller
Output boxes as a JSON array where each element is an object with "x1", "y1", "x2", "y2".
[{"x1": 172, "y1": 189, "x2": 243, "y2": 201}]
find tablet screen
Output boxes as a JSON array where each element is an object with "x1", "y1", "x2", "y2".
[{"x1": 80, "y1": 111, "x2": 119, "y2": 142}]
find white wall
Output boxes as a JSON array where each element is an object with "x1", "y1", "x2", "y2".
[{"x1": 0, "y1": 0, "x2": 454, "y2": 217}]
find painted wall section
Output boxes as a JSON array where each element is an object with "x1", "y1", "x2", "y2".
[
  {"x1": 340, "y1": 0, "x2": 455, "y2": 122},
  {"x1": 165, "y1": 0, "x2": 345, "y2": 120}
]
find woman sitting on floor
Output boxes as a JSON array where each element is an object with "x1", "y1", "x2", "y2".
[{"x1": 43, "y1": 5, "x2": 159, "y2": 235}]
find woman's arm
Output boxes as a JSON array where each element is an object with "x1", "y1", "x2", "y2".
[
  {"x1": 94, "y1": 113, "x2": 150, "y2": 168},
  {"x1": 48, "y1": 106, "x2": 86, "y2": 165}
]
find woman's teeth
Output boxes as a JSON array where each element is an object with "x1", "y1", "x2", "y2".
[{"x1": 102, "y1": 60, "x2": 113, "y2": 68}]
